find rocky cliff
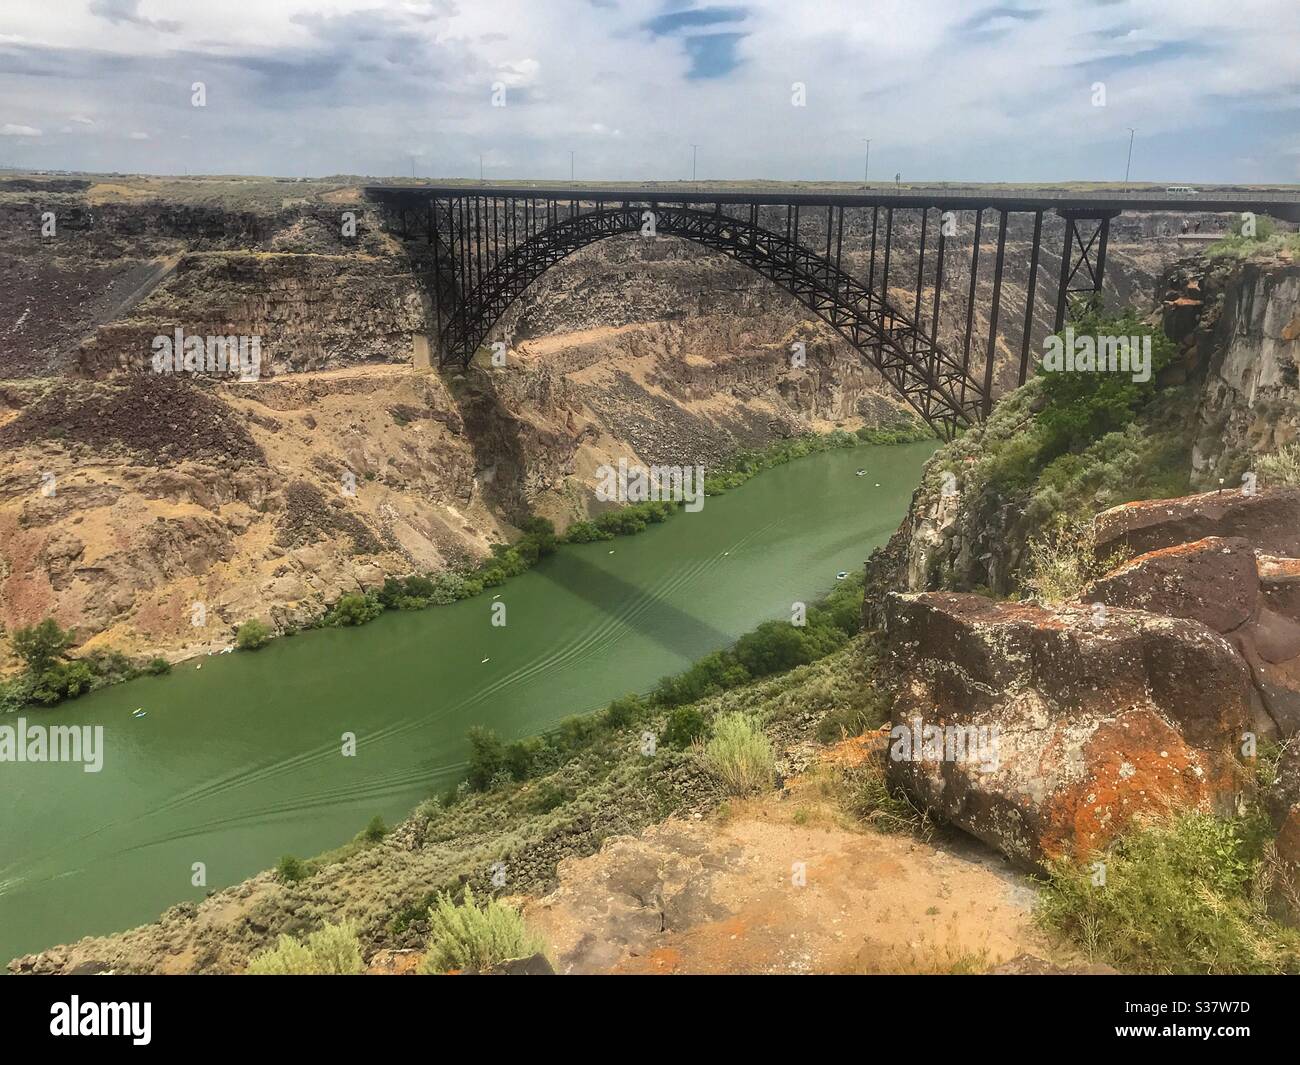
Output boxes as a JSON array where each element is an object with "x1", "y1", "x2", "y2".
[{"x1": 870, "y1": 250, "x2": 1300, "y2": 604}]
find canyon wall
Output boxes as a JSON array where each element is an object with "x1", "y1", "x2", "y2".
[{"x1": 0, "y1": 175, "x2": 1212, "y2": 664}]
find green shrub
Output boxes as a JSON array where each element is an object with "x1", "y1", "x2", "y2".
[
  {"x1": 1022, "y1": 516, "x2": 1117, "y2": 605},
  {"x1": 661, "y1": 705, "x2": 708, "y2": 750},
  {"x1": 324, "y1": 593, "x2": 384, "y2": 627},
  {"x1": 465, "y1": 726, "x2": 506, "y2": 791},
  {"x1": 554, "y1": 714, "x2": 598, "y2": 751},
  {"x1": 1256, "y1": 442, "x2": 1300, "y2": 489},
  {"x1": 363, "y1": 815, "x2": 388, "y2": 842},
  {"x1": 246, "y1": 919, "x2": 364, "y2": 975},
  {"x1": 377, "y1": 576, "x2": 406, "y2": 609},
  {"x1": 504, "y1": 736, "x2": 545, "y2": 781},
  {"x1": 419, "y1": 884, "x2": 546, "y2": 974},
  {"x1": 276, "y1": 855, "x2": 307, "y2": 883},
  {"x1": 30, "y1": 660, "x2": 96, "y2": 706},
  {"x1": 11, "y1": 618, "x2": 74, "y2": 674},
  {"x1": 1035, "y1": 307, "x2": 1176, "y2": 460},
  {"x1": 0, "y1": 674, "x2": 35, "y2": 713},
  {"x1": 145, "y1": 657, "x2": 171, "y2": 676},
  {"x1": 236, "y1": 619, "x2": 271, "y2": 650},
  {"x1": 564, "y1": 520, "x2": 612, "y2": 543},
  {"x1": 1037, "y1": 813, "x2": 1300, "y2": 974},
  {"x1": 603, "y1": 693, "x2": 647, "y2": 729},
  {"x1": 699, "y1": 713, "x2": 776, "y2": 795}
]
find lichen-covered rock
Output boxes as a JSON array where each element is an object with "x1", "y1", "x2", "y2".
[{"x1": 881, "y1": 592, "x2": 1250, "y2": 867}]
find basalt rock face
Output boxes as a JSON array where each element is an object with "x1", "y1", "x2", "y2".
[
  {"x1": 1159, "y1": 257, "x2": 1300, "y2": 489},
  {"x1": 880, "y1": 592, "x2": 1249, "y2": 867},
  {"x1": 867, "y1": 254, "x2": 1300, "y2": 615},
  {"x1": 78, "y1": 252, "x2": 426, "y2": 377}
]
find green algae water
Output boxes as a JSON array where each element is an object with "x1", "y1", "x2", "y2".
[{"x1": 0, "y1": 441, "x2": 934, "y2": 962}]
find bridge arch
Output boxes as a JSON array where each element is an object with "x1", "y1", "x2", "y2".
[
  {"x1": 370, "y1": 184, "x2": 1299, "y2": 438},
  {"x1": 436, "y1": 204, "x2": 980, "y2": 435}
]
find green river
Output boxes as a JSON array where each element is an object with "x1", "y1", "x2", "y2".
[{"x1": 0, "y1": 441, "x2": 934, "y2": 963}]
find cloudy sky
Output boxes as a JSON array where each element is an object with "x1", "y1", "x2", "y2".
[{"x1": 1, "y1": 0, "x2": 1297, "y2": 183}]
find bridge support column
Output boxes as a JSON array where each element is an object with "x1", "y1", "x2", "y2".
[{"x1": 1053, "y1": 209, "x2": 1120, "y2": 332}]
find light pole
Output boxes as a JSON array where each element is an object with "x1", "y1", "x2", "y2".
[
  {"x1": 691, "y1": 143, "x2": 700, "y2": 185},
  {"x1": 1124, "y1": 128, "x2": 1136, "y2": 190},
  {"x1": 570, "y1": 150, "x2": 575, "y2": 181},
  {"x1": 863, "y1": 138, "x2": 871, "y2": 184},
  {"x1": 479, "y1": 154, "x2": 484, "y2": 184}
]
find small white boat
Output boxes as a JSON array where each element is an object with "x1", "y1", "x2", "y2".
[
  {"x1": 855, "y1": 469, "x2": 867, "y2": 477},
  {"x1": 481, "y1": 657, "x2": 490, "y2": 664},
  {"x1": 132, "y1": 709, "x2": 147, "y2": 719},
  {"x1": 835, "y1": 571, "x2": 848, "y2": 580}
]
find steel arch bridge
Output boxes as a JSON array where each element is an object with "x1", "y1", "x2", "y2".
[{"x1": 367, "y1": 184, "x2": 1300, "y2": 438}]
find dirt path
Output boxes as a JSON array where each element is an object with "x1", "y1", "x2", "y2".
[{"x1": 525, "y1": 761, "x2": 1055, "y2": 975}]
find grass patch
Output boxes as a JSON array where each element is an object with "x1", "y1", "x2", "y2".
[
  {"x1": 1022, "y1": 516, "x2": 1122, "y2": 605},
  {"x1": 1036, "y1": 812, "x2": 1300, "y2": 974},
  {"x1": 838, "y1": 758, "x2": 934, "y2": 840},
  {"x1": 698, "y1": 712, "x2": 776, "y2": 795}
]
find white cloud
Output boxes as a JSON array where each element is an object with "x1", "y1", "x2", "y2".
[
  {"x1": 128, "y1": 131, "x2": 150, "y2": 140},
  {"x1": 0, "y1": 124, "x2": 42, "y2": 136},
  {"x1": 0, "y1": 0, "x2": 1294, "y2": 181}
]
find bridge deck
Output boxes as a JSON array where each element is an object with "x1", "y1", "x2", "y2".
[{"x1": 366, "y1": 183, "x2": 1300, "y2": 219}]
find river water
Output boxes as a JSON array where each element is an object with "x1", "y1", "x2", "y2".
[{"x1": 0, "y1": 440, "x2": 934, "y2": 963}]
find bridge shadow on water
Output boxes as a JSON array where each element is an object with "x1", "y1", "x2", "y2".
[{"x1": 533, "y1": 550, "x2": 735, "y2": 664}]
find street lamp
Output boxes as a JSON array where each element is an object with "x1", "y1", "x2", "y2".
[{"x1": 1124, "y1": 128, "x2": 1136, "y2": 190}]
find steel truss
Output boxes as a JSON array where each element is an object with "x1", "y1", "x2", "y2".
[{"x1": 370, "y1": 188, "x2": 1138, "y2": 438}]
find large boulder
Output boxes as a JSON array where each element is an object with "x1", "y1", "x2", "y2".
[
  {"x1": 1087, "y1": 497, "x2": 1300, "y2": 740},
  {"x1": 1083, "y1": 536, "x2": 1257, "y2": 635},
  {"x1": 881, "y1": 592, "x2": 1251, "y2": 867},
  {"x1": 1094, "y1": 488, "x2": 1300, "y2": 562}
]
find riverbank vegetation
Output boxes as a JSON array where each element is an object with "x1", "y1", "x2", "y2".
[
  {"x1": 457, "y1": 572, "x2": 867, "y2": 796},
  {"x1": 0, "y1": 426, "x2": 928, "y2": 713},
  {"x1": 0, "y1": 617, "x2": 169, "y2": 711},
  {"x1": 305, "y1": 423, "x2": 930, "y2": 623}
]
